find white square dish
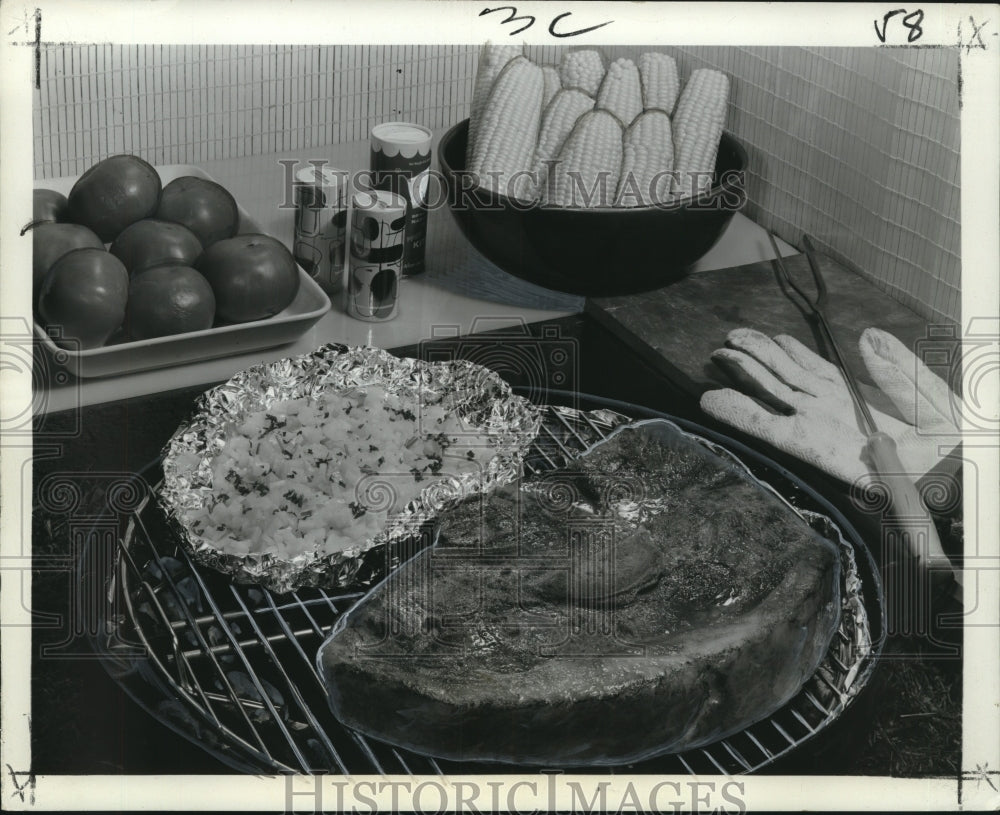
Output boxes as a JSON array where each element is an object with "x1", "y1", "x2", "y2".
[{"x1": 32, "y1": 164, "x2": 332, "y2": 379}]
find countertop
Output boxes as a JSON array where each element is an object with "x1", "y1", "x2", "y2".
[{"x1": 32, "y1": 133, "x2": 796, "y2": 413}]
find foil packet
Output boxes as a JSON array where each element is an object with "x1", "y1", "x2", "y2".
[{"x1": 159, "y1": 344, "x2": 542, "y2": 594}]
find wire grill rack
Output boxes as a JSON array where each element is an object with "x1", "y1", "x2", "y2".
[{"x1": 89, "y1": 404, "x2": 882, "y2": 775}]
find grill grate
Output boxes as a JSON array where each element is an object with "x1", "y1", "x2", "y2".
[{"x1": 92, "y1": 405, "x2": 880, "y2": 775}]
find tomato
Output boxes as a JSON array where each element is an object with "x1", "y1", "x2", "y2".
[
  {"x1": 110, "y1": 219, "x2": 203, "y2": 275},
  {"x1": 67, "y1": 154, "x2": 162, "y2": 242},
  {"x1": 156, "y1": 176, "x2": 240, "y2": 248},
  {"x1": 196, "y1": 234, "x2": 299, "y2": 323},
  {"x1": 125, "y1": 264, "x2": 216, "y2": 340},
  {"x1": 38, "y1": 247, "x2": 129, "y2": 349},
  {"x1": 32, "y1": 222, "x2": 105, "y2": 293},
  {"x1": 27, "y1": 189, "x2": 69, "y2": 230}
]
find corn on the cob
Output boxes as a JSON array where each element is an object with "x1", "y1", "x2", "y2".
[
  {"x1": 616, "y1": 110, "x2": 675, "y2": 206},
  {"x1": 467, "y1": 42, "x2": 524, "y2": 163},
  {"x1": 637, "y1": 51, "x2": 680, "y2": 115},
  {"x1": 558, "y1": 49, "x2": 605, "y2": 97},
  {"x1": 596, "y1": 57, "x2": 643, "y2": 128},
  {"x1": 531, "y1": 89, "x2": 596, "y2": 199},
  {"x1": 545, "y1": 109, "x2": 624, "y2": 208},
  {"x1": 671, "y1": 68, "x2": 730, "y2": 199},
  {"x1": 541, "y1": 65, "x2": 561, "y2": 109},
  {"x1": 469, "y1": 56, "x2": 545, "y2": 201}
]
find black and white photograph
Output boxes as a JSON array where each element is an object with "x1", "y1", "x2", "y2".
[{"x1": 1, "y1": 1, "x2": 998, "y2": 811}]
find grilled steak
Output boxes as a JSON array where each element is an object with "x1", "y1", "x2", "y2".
[{"x1": 318, "y1": 420, "x2": 842, "y2": 765}]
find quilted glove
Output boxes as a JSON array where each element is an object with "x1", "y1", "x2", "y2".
[{"x1": 699, "y1": 327, "x2": 962, "y2": 487}]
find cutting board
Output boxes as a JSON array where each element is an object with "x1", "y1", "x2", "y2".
[{"x1": 587, "y1": 253, "x2": 955, "y2": 419}]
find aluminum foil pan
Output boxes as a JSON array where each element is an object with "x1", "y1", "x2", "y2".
[{"x1": 159, "y1": 343, "x2": 542, "y2": 593}]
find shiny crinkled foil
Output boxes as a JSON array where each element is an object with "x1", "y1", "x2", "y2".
[{"x1": 158, "y1": 343, "x2": 542, "y2": 594}]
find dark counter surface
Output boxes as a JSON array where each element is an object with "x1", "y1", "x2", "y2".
[{"x1": 30, "y1": 313, "x2": 962, "y2": 777}]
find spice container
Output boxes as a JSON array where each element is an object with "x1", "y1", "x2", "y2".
[
  {"x1": 292, "y1": 164, "x2": 349, "y2": 296},
  {"x1": 370, "y1": 121, "x2": 433, "y2": 277},
  {"x1": 347, "y1": 188, "x2": 407, "y2": 322}
]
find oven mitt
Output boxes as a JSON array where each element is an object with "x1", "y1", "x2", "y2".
[{"x1": 699, "y1": 327, "x2": 962, "y2": 486}]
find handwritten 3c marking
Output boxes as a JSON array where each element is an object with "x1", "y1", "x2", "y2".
[{"x1": 479, "y1": 7, "x2": 613, "y2": 38}]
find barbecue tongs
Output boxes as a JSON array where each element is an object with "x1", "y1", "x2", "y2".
[{"x1": 767, "y1": 233, "x2": 961, "y2": 597}]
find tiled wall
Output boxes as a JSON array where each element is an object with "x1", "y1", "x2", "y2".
[
  {"x1": 32, "y1": 43, "x2": 961, "y2": 323},
  {"x1": 665, "y1": 46, "x2": 960, "y2": 325},
  {"x1": 33, "y1": 44, "x2": 477, "y2": 174}
]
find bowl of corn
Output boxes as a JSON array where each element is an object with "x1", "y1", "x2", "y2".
[{"x1": 439, "y1": 47, "x2": 748, "y2": 297}]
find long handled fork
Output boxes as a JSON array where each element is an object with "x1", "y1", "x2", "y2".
[{"x1": 768, "y1": 232, "x2": 961, "y2": 597}]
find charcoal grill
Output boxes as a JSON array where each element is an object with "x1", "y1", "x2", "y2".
[{"x1": 85, "y1": 400, "x2": 884, "y2": 775}]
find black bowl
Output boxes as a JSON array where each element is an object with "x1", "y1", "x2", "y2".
[{"x1": 438, "y1": 119, "x2": 748, "y2": 297}]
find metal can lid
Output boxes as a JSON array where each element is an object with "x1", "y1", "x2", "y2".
[
  {"x1": 294, "y1": 164, "x2": 348, "y2": 189},
  {"x1": 371, "y1": 121, "x2": 433, "y2": 157},
  {"x1": 352, "y1": 187, "x2": 407, "y2": 213}
]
